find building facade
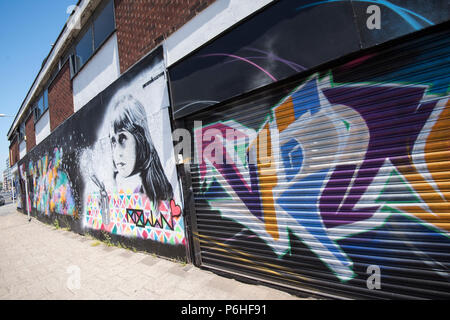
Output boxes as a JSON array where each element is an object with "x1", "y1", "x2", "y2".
[
  {"x1": 7, "y1": 0, "x2": 450, "y2": 299},
  {"x1": 3, "y1": 158, "x2": 11, "y2": 191}
]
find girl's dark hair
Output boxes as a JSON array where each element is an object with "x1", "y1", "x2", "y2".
[{"x1": 109, "y1": 94, "x2": 173, "y2": 204}]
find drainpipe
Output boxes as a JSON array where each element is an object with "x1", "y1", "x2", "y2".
[
  {"x1": 10, "y1": 175, "x2": 14, "y2": 205},
  {"x1": 24, "y1": 176, "x2": 30, "y2": 221}
]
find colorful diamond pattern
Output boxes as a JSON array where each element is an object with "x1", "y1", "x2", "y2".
[{"x1": 85, "y1": 190, "x2": 185, "y2": 245}]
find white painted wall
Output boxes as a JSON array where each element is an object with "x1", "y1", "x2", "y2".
[
  {"x1": 35, "y1": 110, "x2": 51, "y2": 145},
  {"x1": 19, "y1": 140, "x2": 27, "y2": 160},
  {"x1": 165, "y1": 0, "x2": 274, "y2": 66},
  {"x1": 72, "y1": 33, "x2": 121, "y2": 112}
]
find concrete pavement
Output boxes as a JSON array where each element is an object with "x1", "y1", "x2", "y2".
[{"x1": 0, "y1": 203, "x2": 312, "y2": 300}]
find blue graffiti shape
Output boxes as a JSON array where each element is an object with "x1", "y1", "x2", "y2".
[{"x1": 281, "y1": 139, "x2": 303, "y2": 182}]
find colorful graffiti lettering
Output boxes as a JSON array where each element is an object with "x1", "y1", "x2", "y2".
[
  {"x1": 126, "y1": 200, "x2": 182, "y2": 229},
  {"x1": 85, "y1": 190, "x2": 185, "y2": 245},
  {"x1": 195, "y1": 75, "x2": 450, "y2": 281},
  {"x1": 27, "y1": 147, "x2": 77, "y2": 217}
]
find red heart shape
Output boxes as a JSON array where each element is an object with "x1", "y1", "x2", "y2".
[{"x1": 170, "y1": 200, "x2": 181, "y2": 217}]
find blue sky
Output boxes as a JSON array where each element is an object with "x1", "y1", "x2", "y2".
[{"x1": 0, "y1": 0, "x2": 77, "y2": 175}]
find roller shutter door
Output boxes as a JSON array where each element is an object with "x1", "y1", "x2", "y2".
[{"x1": 184, "y1": 25, "x2": 450, "y2": 299}]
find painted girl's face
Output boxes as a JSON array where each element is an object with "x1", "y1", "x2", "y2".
[{"x1": 110, "y1": 130, "x2": 137, "y2": 178}]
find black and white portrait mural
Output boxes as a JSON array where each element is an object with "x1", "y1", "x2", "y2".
[
  {"x1": 79, "y1": 47, "x2": 185, "y2": 247},
  {"x1": 17, "y1": 46, "x2": 186, "y2": 257}
]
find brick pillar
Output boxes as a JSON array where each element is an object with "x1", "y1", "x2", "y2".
[
  {"x1": 25, "y1": 115, "x2": 36, "y2": 152},
  {"x1": 114, "y1": 0, "x2": 215, "y2": 73},
  {"x1": 9, "y1": 139, "x2": 19, "y2": 166},
  {"x1": 48, "y1": 61, "x2": 74, "y2": 131}
]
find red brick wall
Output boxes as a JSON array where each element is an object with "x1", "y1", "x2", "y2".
[
  {"x1": 48, "y1": 61, "x2": 74, "y2": 131},
  {"x1": 25, "y1": 115, "x2": 36, "y2": 152},
  {"x1": 114, "y1": 0, "x2": 215, "y2": 73},
  {"x1": 9, "y1": 139, "x2": 19, "y2": 167}
]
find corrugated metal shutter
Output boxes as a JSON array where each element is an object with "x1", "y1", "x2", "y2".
[{"x1": 183, "y1": 25, "x2": 450, "y2": 299}]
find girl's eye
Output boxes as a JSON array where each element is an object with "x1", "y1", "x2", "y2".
[
  {"x1": 110, "y1": 137, "x2": 116, "y2": 146},
  {"x1": 118, "y1": 133, "x2": 127, "y2": 145}
]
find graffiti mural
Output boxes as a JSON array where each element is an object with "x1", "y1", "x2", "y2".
[
  {"x1": 192, "y1": 46, "x2": 450, "y2": 296},
  {"x1": 16, "y1": 46, "x2": 186, "y2": 258},
  {"x1": 79, "y1": 49, "x2": 185, "y2": 246},
  {"x1": 27, "y1": 147, "x2": 77, "y2": 217}
]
